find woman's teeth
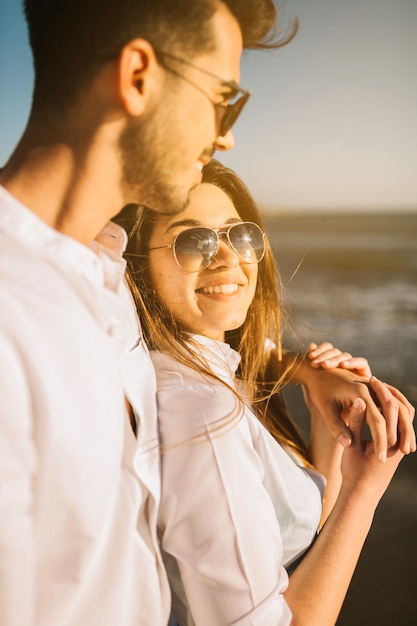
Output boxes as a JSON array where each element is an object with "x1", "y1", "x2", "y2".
[{"x1": 200, "y1": 284, "x2": 239, "y2": 295}]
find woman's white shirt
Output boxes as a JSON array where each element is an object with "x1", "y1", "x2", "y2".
[{"x1": 152, "y1": 335, "x2": 324, "y2": 626}]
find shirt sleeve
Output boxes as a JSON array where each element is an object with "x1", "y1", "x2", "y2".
[
  {"x1": 0, "y1": 328, "x2": 36, "y2": 626},
  {"x1": 157, "y1": 374, "x2": 292, "y2": 626}
]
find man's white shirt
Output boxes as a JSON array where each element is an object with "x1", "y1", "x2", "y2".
[{"x1": 0, "y1": 186, "x2": 170, "y2": 626}]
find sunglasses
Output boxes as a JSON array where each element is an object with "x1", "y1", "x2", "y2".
[
  {"x1": 154, "y1": 50, "x2": 251, "y2": 137},
  {"x1": 148, "y1": 221, "x2": 266, "y2": 273}
]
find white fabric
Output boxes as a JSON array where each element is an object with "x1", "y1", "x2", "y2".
[
  {"x1": 152, "y1": 335, "x2": 324, "y2": 626},
  {"x1": 0, "y1": 186, "x2": 170, "y2": 626}
]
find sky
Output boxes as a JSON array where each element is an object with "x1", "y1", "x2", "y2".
[{"x1": 0, "y1": 0, "x2": 416, "y2": 212}]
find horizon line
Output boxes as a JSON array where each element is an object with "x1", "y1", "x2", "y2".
[{"x1": 259, "y1": 205, "x2": 417, "y2": 215}]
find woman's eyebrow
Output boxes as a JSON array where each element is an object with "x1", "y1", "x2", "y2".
[
  {"x1": 165, "y1": 219, "x2": 201, "y2": 233},
  {"x1": 164, "y1": 216, "x2": 241, "y2": 234}
]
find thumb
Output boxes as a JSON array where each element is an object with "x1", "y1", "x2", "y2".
[{"x1": 343, "y1": 397, "x2": 367, "y2": 441}]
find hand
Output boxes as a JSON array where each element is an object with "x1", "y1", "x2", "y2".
[
  {"x1": 269, "y1": 349, "x2": 415, "y2": 461},
  {"x1": 307, "y1": 342, "x2": 372, "y2": 378},
  {"x1": 340, "y1": 392, "x2": 405, "y2": 500},
  {"x1": 302, "y1": 366, "x2": 415, "y2": 460},
  {"x1": 305, "y1": 343, "x2": 415, "y2": 454}
]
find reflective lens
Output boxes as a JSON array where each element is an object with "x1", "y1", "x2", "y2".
[
  {"x1": 169, "y1": 222, "x2": 265, "y2": 272},
  {"x1": 174, "y1": 227, "x2": 219, "y2": 272},
  {"x1": 225, "y1": 222, "x2": 265, "y2": 264},
  {"x1": 219, "y1": 90, "x2": 251, "y2": 136}
]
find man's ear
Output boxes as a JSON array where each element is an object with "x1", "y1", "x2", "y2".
[{"x1": 117, "y1": 39, "x2": 161, "y2": 116}]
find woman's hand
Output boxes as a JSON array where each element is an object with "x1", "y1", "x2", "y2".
[
  {"x1": 303, "y1": 368, "x2": 415, "y2": 459},
  {"x1": 285, "y1": 392, "x2": 408, "y2": 626},
  {"x1": 340, "y1": 385, "x2": 406, "y2": 497},
  {"x1": 307, "y1": 342, "x2": 372, "y2": 378},
  {"x1": 304, "y1": 343, "x2": 415, "y2": 455},
  {"x1": 268, "y1": 349, "x2": 416, "y2": 460}
]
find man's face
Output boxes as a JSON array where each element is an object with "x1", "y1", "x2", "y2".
[{"x1": 119, "y1": 4, "x2": 244, "y2": 216}]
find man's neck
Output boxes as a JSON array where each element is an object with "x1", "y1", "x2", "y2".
[{"x1": 0, "y1": 130, "x2": 123, "y2": 246}]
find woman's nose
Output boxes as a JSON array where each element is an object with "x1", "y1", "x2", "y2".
[{"x1": 208, "y1": 237, "x2": 239, "y2": 269}]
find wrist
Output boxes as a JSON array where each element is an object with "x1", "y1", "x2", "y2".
[
  {"x1": 338, "y1": 474, "x2": 384, "y2": 511},
  {"x1": 330, "y1": 481, "x2": 377, "y2": 524},
  {"x1": 269, "y1": 349, "x2": 307, "y2": 385}
]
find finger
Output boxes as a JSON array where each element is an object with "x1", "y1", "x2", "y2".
[
  {"x1": 343, "y1": 397, "x2": 367, "y2": 443},
  {"x1": 339, "y1": 357, "x2": 372, "y2": 378},
  {"x1": 368, "y1": 377, "x2": 399, "y2": 456},
  {"x1": 385, "y1": 383, "x2": 415, "y2": 415},
  {"x1": 310, "y1": 350, "x2": 353, "y2": 368},
  {"x1": 316, "y1": 351, "x2": 353, "y2": 368},
  {"x1": 385, "y1": 384, "x2": 416, "y2": 454},
  {"x1": 308, "y1": 394, "x2": 353, "y2": 448},
  {"x1": 397, "y1": 402, "x2": 416, "y2": 454},
  {"x1": 308, "y1": 342, "x2": 336, "y2": 359}
]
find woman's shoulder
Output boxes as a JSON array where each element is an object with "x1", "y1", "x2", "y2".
[
  {"x1": 150, "y1": 335, "x2": 240, "y2": 387},
  {"x1": 150, "y1": 339, "x2": 245, "y2": 443},
  {"x1": 149, "y1": 349, "x2": 219, "y2": 391}
]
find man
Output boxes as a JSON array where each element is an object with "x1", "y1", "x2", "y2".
[{"x1": 0, "y1": 1, "x2": 289, "y2": 625}]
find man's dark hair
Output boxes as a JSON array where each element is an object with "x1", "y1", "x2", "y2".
[{"x1": 24, "y1": 0, "x2": 296, "y2": 113}]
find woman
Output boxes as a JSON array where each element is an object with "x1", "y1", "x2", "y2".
[{"x1": 115, "y1": 160, "x2": 415, "y2": 625}]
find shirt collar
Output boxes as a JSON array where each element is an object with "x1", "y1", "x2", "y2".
[
  {"x1": 189, "y1": 334, "x2": 242, "y2": 377},
  {"x1": 0, "y1": 185, "x2": 127, "y2": 293}
]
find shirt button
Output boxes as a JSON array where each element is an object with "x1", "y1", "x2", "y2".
[{"x1": 107, "y1": 319, "x2": 121, "y2": 336}]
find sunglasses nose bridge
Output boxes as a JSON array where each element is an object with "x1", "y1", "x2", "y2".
[
  {"x1": 217, "y1": 229, "x2": 234, "y2": 252},
  {"x1": 207, "y1": 230, "x2": 239, "y2": 267}
]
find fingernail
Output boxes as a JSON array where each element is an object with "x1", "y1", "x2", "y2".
[
  {"x1": 379, "y1": 451, "x2": 387, "y2": 463},
  {"x1": 338, "y1": 434, "x2": 351, "y2": 448}
]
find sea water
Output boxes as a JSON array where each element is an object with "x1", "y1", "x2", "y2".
[{"x1": 263, "y1": 211, "x2": 417, "y2": 406}]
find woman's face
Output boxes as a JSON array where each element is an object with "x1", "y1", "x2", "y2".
[{"x1": 148, "y1": 182, "x2": 259, "y2": 342}]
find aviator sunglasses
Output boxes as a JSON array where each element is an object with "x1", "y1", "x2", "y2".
[
  {"x1": 148, "y1": 221, "x2": 266, "y2": 273},
  {"x1": 154, "y1": 50, "x2": 251, "y2": 137},
  {"x1": 98, "y1": 46, "x2": 251, "y2": 137}
]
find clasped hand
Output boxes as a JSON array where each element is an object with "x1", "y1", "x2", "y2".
[{"x1": 271, "y1": 342, "x2": 416, "y2": 461}]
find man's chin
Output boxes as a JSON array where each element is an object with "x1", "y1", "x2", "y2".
[
  {"x1": 161, "y1": 198, "x2": 189, "y2": 216},
  {"x1": 145, "y1": 191, "x2": 189, "y2": 217}
]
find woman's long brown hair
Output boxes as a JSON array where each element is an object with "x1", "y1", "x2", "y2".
[{"x1": 114, "y1": 159, "x2": 313, "y2": 466}]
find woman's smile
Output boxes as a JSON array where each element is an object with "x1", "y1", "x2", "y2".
[{"x1": 197, "y1": 282, "x2": 240, "y2": 295}]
